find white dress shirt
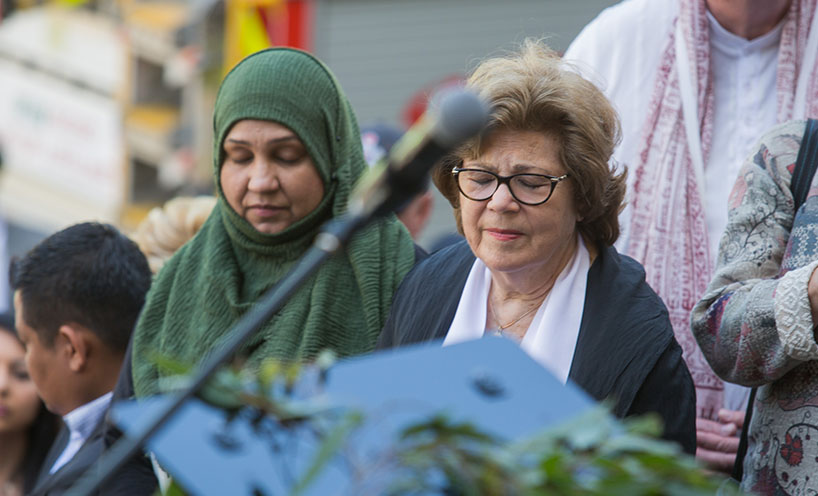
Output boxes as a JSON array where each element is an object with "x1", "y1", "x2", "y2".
[
  {"x1": 50, "y1": 391, "x2": 113, "y2": 474},
  {"x1": 705, "y1": 12, "x2": 783, "y2": 261}
]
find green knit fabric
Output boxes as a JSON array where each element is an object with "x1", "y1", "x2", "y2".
[{"x1": 132, "y1": 48, "x2": 416, "y2": 397}]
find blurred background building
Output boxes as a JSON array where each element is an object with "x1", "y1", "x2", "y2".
[{"x1": 0, "y1": 0, "x2": 617, "y2": 310}]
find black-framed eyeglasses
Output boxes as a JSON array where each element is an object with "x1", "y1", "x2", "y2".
[{"x1": 452, "y1": 167, "x2": 570, "y2": 206}]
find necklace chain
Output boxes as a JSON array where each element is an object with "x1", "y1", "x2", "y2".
[{"x1": 489, "y1": 298, "x2": 539, "y2": 330}]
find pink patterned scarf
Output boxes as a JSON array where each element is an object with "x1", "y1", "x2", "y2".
[{"x1": 627, "y1": 0, "x2": 818, "y2": 419}]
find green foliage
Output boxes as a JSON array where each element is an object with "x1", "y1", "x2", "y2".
[
  {"x1": 292, "y1": 411, "x2": 364, "y2": 496},
  {"x1": 381, "y1": 408, "x2": 741, "y2": 496},
  {"x1": 153, "y1": 355, "x2": 742, "y2": 496},
  {"x1": 155, "y1": 479, "x2": 188, "y2": 496}
]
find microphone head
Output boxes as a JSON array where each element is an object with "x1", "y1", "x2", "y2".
[
  {"x1": 432, "y1": 89, "x2": 489, "y2": 148},
  {"x1": 348, "y1": 89, "x2": 487, "y2": 219}
]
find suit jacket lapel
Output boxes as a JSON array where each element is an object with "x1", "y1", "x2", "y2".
[
  {"x1": 30, "y1": 418, "x2": 106, "y2": 495},
  {"x1": 34, "y1": 422, "x2": 69, "y2": 489}
]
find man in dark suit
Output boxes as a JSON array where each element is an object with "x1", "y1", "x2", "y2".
[{"x1": 10, "y1": 222, "x2": 153, "y2": 495}]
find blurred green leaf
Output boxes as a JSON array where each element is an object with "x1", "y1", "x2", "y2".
[
  {"x1": 158, "y1": 479, "x2": 187, "y2": 496},
  {"x1": 291, "y1": 411, "x2": 364, "y2": 496},
  {"x1": 147, "y1": 353, "x2": 743, "y2": 496},
  {"x1": 314, "y1": 349, "x2": 337, "y2": 372},
  {"x1": 150, "y1": 353, "x2": 194, "y2": 377}
]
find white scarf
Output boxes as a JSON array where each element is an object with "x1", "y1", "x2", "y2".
[{"x1": 443, "y1": 236, "x2": 590, "y2": 384}]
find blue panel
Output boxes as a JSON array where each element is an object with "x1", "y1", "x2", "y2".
[{"x1": 112, "y1": 336, "x2": 598, "y2": 495}]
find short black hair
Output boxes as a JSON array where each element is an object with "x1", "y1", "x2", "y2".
[{"x1": 9, "y1": 222, "x2": 152, "y2": 353}]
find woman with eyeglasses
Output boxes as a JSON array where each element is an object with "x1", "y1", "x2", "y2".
[{"x1": 377, "y1": 40, "x2": 696, "y2": 452}]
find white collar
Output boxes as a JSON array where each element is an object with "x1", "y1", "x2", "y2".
[
  {"x1": 62, "y1": 391, "x2": 113, "y2": 441},
  {"x1": 443, "y1": 236, "x2": 590, "y2": 384},
  {"x1": 707, "y1": 10, "x2": 784, "y2": 56}
]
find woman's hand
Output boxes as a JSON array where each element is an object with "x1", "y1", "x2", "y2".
[{"x1": 695, "y1": 409, "x2": 745, "y2": 473}]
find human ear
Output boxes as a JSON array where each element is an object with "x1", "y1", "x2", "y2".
[{"x1": 57, "y1": 324, "x2": 89, "y2": 373}]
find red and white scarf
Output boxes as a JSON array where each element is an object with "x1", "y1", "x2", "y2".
[{"x1": 626, "y1": 0, "x2": 818, "y2": 418}]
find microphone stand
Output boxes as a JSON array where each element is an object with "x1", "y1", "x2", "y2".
[
  {"x1": 67, "y1": 213, "x2": 372, "y2": 496},
  {"x1": 68, "y1": 88, "x2": 486, "y2": 496}
]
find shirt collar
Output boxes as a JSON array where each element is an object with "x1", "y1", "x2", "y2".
[
  {"x1": 62, "y1": 391, "x2": 113, "y2": 441},
  {"x1": 708, "y1": 10, "x2": 785, "y2": 56}
]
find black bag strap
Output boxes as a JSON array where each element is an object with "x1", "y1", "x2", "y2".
[
  {"x1": 792, "y1": 118, "x2": 818, "y2": 212},
  {"x1": 731, "y1": 387, "x2": 756, "y2": 481},
  {"x1": 732, "y1": 118, "x2": 818, "y2": 482}
]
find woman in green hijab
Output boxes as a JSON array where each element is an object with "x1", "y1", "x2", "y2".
[{"x1": 129, "y1": 48, "x2": 418, "y2": 397}]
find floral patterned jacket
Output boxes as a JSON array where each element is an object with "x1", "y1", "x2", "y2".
[{"x1": 692, "y1": 119, "x2": 818, "y2": 495}]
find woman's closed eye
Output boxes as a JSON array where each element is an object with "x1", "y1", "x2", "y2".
[
  {"x1": 271, "y1": 146, "x2": 308, "y2": 165},
  {"x1": 517, "y1": 175, "x2": 550, "y2": 189},
  {"x1": 468, "y1": 176, "x2": 494, "y2": 186},
  {"x1": 461, "y1": 170, "x2": 495, "y2": 185},
  {"x1": 226, "y1": 150, "x2": 254, "y2": 165}
]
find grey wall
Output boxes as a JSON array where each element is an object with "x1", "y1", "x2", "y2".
[
  {"x1": 313, "y1": 0, "x2": 619, "y2": 248},
  {"x1": 315, "y1": 0, "x2": 617, "y2": 128}
]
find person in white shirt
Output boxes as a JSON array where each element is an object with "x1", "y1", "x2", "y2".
[
  {"x1": 10, "y1": 222, "x2": 152, "y2": 495},
  {"x1": 564, "y1": 0, "x2": 818, "y2": 471}
]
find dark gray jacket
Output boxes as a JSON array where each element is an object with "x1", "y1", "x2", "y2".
[{"x1": 378, "y1": 240, "x2": 696, "y2": 454}]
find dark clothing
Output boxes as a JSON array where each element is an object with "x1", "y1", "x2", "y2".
[
  {"x1": 378, "y1": 240, "x2": 697, "y2": 454},
  {"x1": 98, "y1": 338, "x2": 159, "y2": 496},
  {"x1": 30, "y1": 420, "x2": 105, "y2": 496},
  {"x1": 97, "y1": 244, "x2": 427, "y2": 496},
  {"x1": 29, "y1": 341, "x2": 159, "y2": 496}
]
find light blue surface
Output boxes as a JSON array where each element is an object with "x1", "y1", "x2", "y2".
[{"x1": 113, "y1": 337, "x2": 596, "y2": 495}]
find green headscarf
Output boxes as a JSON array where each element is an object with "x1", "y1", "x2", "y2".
[{"x1": 132, "y1": 48, "x2": 416, "y2": 397}]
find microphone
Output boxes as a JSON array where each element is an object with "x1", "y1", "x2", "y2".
[
  {"x1": 65, "y1": 89, "x2": 485, "y2": 496},
  {"x1": 349, "y1": 89, "x2": 488, "y2": 218}
]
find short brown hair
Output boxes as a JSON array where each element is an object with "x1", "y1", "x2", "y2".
[{"x1": 433, "y1": 39, "x2": 626, "y2": 247}]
